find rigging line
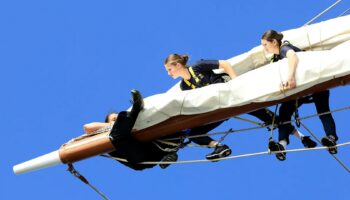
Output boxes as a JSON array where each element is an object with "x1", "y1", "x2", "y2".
[
  {"x1": 217, "y1": 128, "x2": 231, "y2": 144},
  {"x1": 162, "y1": 105, "x2": 350, "y2": 141},
  {"x1": 269, "y1": 104, "x2": 279, "y2": 139},
  {"x1": 67, "y1": 164, "x2": 110, "y2": 200},
  {"x1": 267, "y1": 104, "x2": 279, "y2": 154},
  {"x1": 292, "y1": 105, "x2": 350, "y2": 123},
  {"x1": 299, "y1": 121, "x2": 350, "y2": 174},
  {"x1": 232, "y1": 116, "x2": 263, "y2": 126},
  {"x1": 338, "y1": 7, "x2": 350, "y2": 17},
  {"x1": 164, "y1": 125, "x2": 263, "y2": 141},
  {"x1": 101, "y1": 141, "x2": 350, "y2": 165},
  {"x1": 304, "y1": 0, "x2": 344, "y2": 26},
  {"x1": 64, "y1": 105, "x2": 350, "y2": 148},
  {"x1": 63, "y1": 126, "x2": 112, "y2": 146}
]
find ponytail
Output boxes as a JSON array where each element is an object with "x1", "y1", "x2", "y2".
[
  {"x1": 262, "y1": 29, "x2": 284, "y2": 46},
  {"x1": 164, "y1": 54, "x2": 189, "y2": 66}
]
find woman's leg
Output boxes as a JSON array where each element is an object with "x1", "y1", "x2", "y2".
[
  {"x1": 312, "y1": 90, "x2": 338, "y2": 140},
  {"x1": 187, "y1": 120, "x2": 231, "y2": 160},
  {"x1": 248, "y1": 108, "x2": 277, "y2": 128},
  {"x1": 278, "y1": 100, "x2": 299, "y2": 145},
  {"x1": 187, "y1": 121, "x2": 224, "y2": 146},
  {"x1": 110, "y1": 90, "x2": 144, "y2": 144},
  {"x1": 312, "y1": 90, "x2": 338, "y2": 154}
]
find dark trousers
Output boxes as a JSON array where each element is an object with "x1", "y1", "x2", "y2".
[
  {"x1": 109, "y1": 111, "x2": 168, "y2": 170},
  {"x1": 187, "y1": 120, "x2": 225, "y2": 146},
  {"x1": 109, "y1": 111, "x2": 136, "y2": 143},
  {"x1": 187, "y1": 108, "x2": 276, "y2": 146},
  {"x1": 248, "y1": 108, "x2": 276, "y2": 124},
  {"x1": 278, "y1": 90, "x2": 337, "y2": 144}
]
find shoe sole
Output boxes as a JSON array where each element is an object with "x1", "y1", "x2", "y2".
[
  {"x1": 276, "y1": 153, "x2": 286, "y2": 161},
  {"x1": 206, "y1": 149, "x2": 232, "y2": 160},
  {"x1": 302, "y1": 137, "x2": 317, "y2": 148},
  {"x1": 159, "y1": 155, "x2": 178, "y2": 169},
  {"x1": 268, "y1": 141, "x2": 279, "y2": 151},
  {"x1": 269, "y1": 141, "x2": 286, "y2": 161},
  {"x1": 321, "y1": 138, "x2": 338, "y2": 154},
  {"x1": 303, "y1": 141, "x2": 317, "y2": 148}
]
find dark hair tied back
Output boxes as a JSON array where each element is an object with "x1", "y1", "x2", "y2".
[
  {"x1": 164, "y1": 54, "x2": 189, "y2": 66},
  {"x1": 262, "y1": 29, "x2": 284, "y2": 46},
  {"x1": 105, "y1": 112, "x2": 118, "y2": 123}
]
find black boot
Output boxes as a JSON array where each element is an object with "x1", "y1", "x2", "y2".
[
  {"x1": 109, "y1": 111, "x2": 136, "y2": 145},
  {"x1": 130, "y1": 89, "x2": 144, "y2": 119},
  {"x1": 321, "y1": 135, "x2": 338, "y2": 154},
  {"x1": 206, "y1": 144, "x2": 232, "y2": 161},
  {"x1": 268, "y1": 139, "x2": 286, "y2": 161},
  {"x1": 301, "y1": 136, "x2": 317, "y2": 148},
  {"x1": 159, "y1": 152, "x2": 178, "y2": 169}
]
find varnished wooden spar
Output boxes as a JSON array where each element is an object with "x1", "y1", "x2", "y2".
[
  {"x1": 13, "y1": 132, "x2": 115, "y2": 174},
  {"x1": 60, "y1": 73, "x2": 350, "y2": 165},
  {"x1": 59, "y1": 75, "x2": 350, "y2": 163},
  {"x1": 13, "y1": 73, "x2": 350, "y2": 174},
  {"x1": 133, "y1": 74, "x2": 350, "y2": 141},
  {"x1": 59, "y1": 132, "x2": 114, "y2": 164}
]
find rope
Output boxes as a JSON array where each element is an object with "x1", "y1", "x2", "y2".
[
  {"x1": 299, "y1": 121, "x2": 350, "y2": 173},
  {"x1": 232, "y1": 116, "x2": 263, "y2": 126},
  {"x1": 266, "y1": 104, "x2": 279, "y2": 154},
  {"x1": 67, "y1": 164, "x2": 110, "y2": 200},
  {"x1": 63, "y1": 126, "x2": 112, "y2": 146},
  {"x1": 304, "y1": 0, "x2": 344, "y2": 26},
  {"x1": 294, "y1": 100, "x2": 301, "y2": 127},
  {"x1": 161, "y1": 105, "x2": 350, "y2": 142},
  {"x1": 338, "y1": 7, "x2": 350, "y2": 17},
  {"x1": 304, "y1": 25, "x2": 314, "y2": 51},
  {"x1": 152, "y1": 140, "x2": 182, "y2": 153},
  {"x1": 217, "y1": 128, "x2": 232, "y2": 144},
  {"x1": 102, "y1": 141, "x2": 350, "y2": 165},
  {"x1": 269, "y1": 105, "x2": 279, "y2": 139}
]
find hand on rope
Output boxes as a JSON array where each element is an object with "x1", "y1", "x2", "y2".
[
  {"x1": 279, "y1": 79, "x2": 287, "y2": 97},
  {"x1": 280, "y1": 77, "x2": 297, "y2": 91}
]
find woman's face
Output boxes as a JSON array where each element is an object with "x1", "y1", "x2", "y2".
[
  {"x1": 261, "y1": 39, "x2": 279, "y2": 54},
  {"x1": 164, "y1": 62, "x2": 182, "y2": 79},
  {"x1": 107, "y1": 113, "x2": 118, "y2": 123}
]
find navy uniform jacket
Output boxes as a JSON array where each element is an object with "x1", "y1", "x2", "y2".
[{"x1": 180, "y1": 60, "x2": 229, "y2": 90}]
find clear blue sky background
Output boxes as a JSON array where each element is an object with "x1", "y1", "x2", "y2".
[{"x1": 1, "y1": 0, "x2": 349, "y2": 199}]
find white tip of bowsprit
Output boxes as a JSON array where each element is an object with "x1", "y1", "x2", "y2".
[{"x1": 13, "y1": 150, "x2": 62, "y2": 175}]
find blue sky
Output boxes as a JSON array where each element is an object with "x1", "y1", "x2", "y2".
[{"x1": 1, "y1": 0, "x2": 350, "y2": 199}]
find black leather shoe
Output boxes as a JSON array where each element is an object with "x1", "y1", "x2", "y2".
[
  {"x1": 268, "y1": 140, "x2": 286, "y2": 161},
  {"x1": 206, "y1": 144, "x2": 232, "y2": 160},
  {"x1": 129, "y1": 89, "x2": 144, "y2": 118},
  {"x1": 131, "y1": 89, "x2": 144, "y2": 110},
  {"x1": 321, "y1": 135, "x2": 338, "y2": 154},
  {"x1": 159, "y1": 153, "x2": 178, "y2": 169},
  {"x1": 301, "y1": 136, "x2": 317, "y2": 148}
]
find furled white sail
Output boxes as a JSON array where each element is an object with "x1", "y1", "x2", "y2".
[
  {"x1": 134, "y1": 39, "x2": 350, "y2": 131},
  {"x1": 228, "y1": 15, "x2": 350, "y2": 76}
]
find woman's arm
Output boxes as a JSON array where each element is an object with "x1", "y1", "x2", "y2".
[
  {"x1": 218, "y1": 60, "x2": 237, "y2": 79},
  {"x1": 83, "y1": 122, "x2": 111, "y2": 134},
  {"x1": 282, "y1": 49, "x2": 298, "y2": 90}
]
